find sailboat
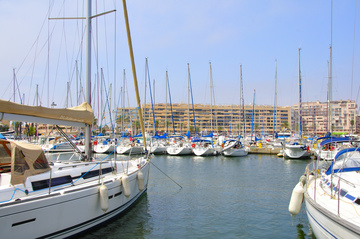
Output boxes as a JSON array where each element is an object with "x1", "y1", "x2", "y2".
[
  {"x1": 192, "y1": 62, "x2": 217, "y2": 157},
  {"x1": 0, "y1": 1, "x2": 150, "y2": 238},
  {"x1": 221, "y1": 65, "x2": 249, "y2": 157},
  {"x1": 145, "y1": 58, "x2": 167, "y2": 155},
  {"x1": 283, "y1": 48, "x2": 311, "y2": 159},
  {"x1": 166, "y1": 63, "x2": 194, "y2": 156}
]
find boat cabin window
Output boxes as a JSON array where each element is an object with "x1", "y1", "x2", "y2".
[
  {"x1": 339, "y1": 189, "x2": 348, "y2": 197},
  {"x1": 14, "y1": 148, "x2": 30, "y2": 175},
  {"x1": 33, "y1": 154, "x2": 49, "y2": 170},
  {"x1": 81, "y1": 167, "x2": 114, "y2": 179},
  {"x1": 32, "y1": 176, "x2": 73, "y2": 191}
]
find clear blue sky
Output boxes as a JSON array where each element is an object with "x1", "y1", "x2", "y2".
[{"x1": 0, "y1": 1, "x2": 359, "y2": 116}]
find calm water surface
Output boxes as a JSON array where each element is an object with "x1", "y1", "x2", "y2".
[{"x1": 75, "y1": 154, "x2": 315, "y2": 239}]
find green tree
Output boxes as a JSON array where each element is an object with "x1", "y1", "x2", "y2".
[
  {"x1": 29, "y1": 126, "x2": 36, "y2": 136},
  {"x1": 0, "y1": 124, "x2": 9, "y2": 132},
  {"x1": 281, "y1": 121, "x2": 289, "y2": 131},
  {"x1": 189, "y1": 125, "x2": 194, "y2": 133},
  {"x1": 350, "y1": 119, "x2": 355, "y2": 133}
]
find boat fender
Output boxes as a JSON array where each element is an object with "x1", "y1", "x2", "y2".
[
  {"x1": 288, "y1": 182, "x2": 305, "y2": 216},
  {"x1": 122, "y1": 174, "x2": 131, "y2": 198},
  {"x1": 99, "y1": 184, "x2": 109, "y2": 213},
  {"x1": 299, "y1": 175, "x2": 307, "y2": 186},
  {"x1": 137, "y1": 170, "x2": 145, "y2": 191}
]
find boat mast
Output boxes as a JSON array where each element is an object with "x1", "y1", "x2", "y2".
[
  {"x1": 121, "y1": 70, "x2": 125, "y2": 133},
  {"x1": 239, "y1": 65, "x2": 242, "y2": 137},
  {"x1": 122, "y1": 0, "x2": 147, "y2": 151},
  {"x1": 187, "y1": 63, "x2": 190, "y2": 134},
  {"x1": 188, "y1": 63, "x2": 197, "y2": 135},
  {"x1": 250, "y1": 89, "x2": 255, "y2": 142},
  {"x1": 146, "y1": 59, "x2": 157, "y2": 135},
  {"x1": 167, "y1": 72, "x2": 176, "y2": 134},
  {"x1": 144, "y1": 58, "x2": 147, "y2": 131},
  {"x1": 273, "y1": 59, "x2": 277, "y2": 140},
  {"x1": 241, "y1": 65, "x2": 245, "y2": 137},
  {"x1": 165, "y1": 71, "x2": 168, "y2": 133},
  {"x1": 298, "y1": 48, "x2": 302, "y2": 142},
  {"x1": 210, "y1": 62, "x2": 213, "y2": 133},
  {"x1": 84, "y1": 0, "x2": 92, "y2": 161},
  {"x1": 328, "y1": 0, "x2": 333, "y2": 133}
]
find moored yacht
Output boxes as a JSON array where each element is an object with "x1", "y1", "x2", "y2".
[{"x1": 289, "y1": 148, "x2": 360, "y2": 238}]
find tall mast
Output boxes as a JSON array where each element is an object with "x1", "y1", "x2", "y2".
[
  {"x1": 239, "y1": 65, "x2": 241, "y2": 136},
  {"x1": 298, "y1": 48, "x2": 302, "y2": 141},
  {"x1": 165, "y1": 70, "x2": 168, "y2": 133},
  {"x1": 121, "y1": 70, "x2": 125, "y2": 133},
  {"x1": 84, "y1": 0, "x2": 92, "y2": 160},
  {"x1": 167, "y1": 72, "x2": 175, "y2": 134},
  {"x1": 273, "y1": 59, "x2": 277, "y2": 140},
  {"x1": 240, "y1": 65, "x2": 245, "y2": 137},
  {"x1": 188, "y1": 63, "x2": 197, "y2": 135},
  {"x1": 209, "y1": 62, "x2": 213, "y2": 132},
  {"x1": 328, "y1": 0, "x2": 333, "y2": 133},
  {"x1": 250, "y1": 90, "x2": 255, "y2": 142},
  {"x1": 144, "y1": 58, "x2": 147, "y2": 130},
  {"x1": 187, "y1": 63, "x2": 190, "y2": 133}
]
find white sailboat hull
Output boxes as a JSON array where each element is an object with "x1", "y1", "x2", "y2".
[
  {"x1": 223, "y1": 148, "x2": 248, "y2": 157},
  {"x1": 166, "y1": 146, "x2": 193, "y2": 155},
  {"x1": 93, "y1": 144, "x2": 116, "y2": 154},
  {"x1": 150, "y1": 146, "x2": 167, "y2": 155},
  {"x1": 42, "y1": 142, "x2": 74, "y2": 153},
  {"x1": 193, "y1": 147, "x2": 216, "y2": 156},
  {"x1": 304, "y1": 177, "x2": 360, "y2": 239},
  {"x1": 116, "y1": 145, "x2": 144, "y2": 155},
  {"x1": 283, "y1": 144, "x2": 311, "y2": 159},
  {"x1": 0, "y1": 160, "x2": 149, "y2": 239}
]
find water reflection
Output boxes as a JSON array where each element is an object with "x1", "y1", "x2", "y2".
[{"x1": 296, "y1": 223, "x2": 316, "y2": 239}]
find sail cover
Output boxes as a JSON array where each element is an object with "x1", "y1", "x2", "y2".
[
  {"x1": 0, "y1": 100, "x2": 94, "y2": 127},
  {"x1": 0, "y1": 139, "x2": 50, "y2": 185}
]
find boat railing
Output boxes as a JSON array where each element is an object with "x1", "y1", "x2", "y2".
[{"x1": 305, "y1": 156, "x2": 359, "y2": 217}]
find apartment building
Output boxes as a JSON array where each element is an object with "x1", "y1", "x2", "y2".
[
  {"x1": 118, "y1": 103, "x2": 291, "y2": 136},
  {"x1": 291, "y1": 100, "x2": 358, "y2": 135}
]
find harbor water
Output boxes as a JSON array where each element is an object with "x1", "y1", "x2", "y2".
[{"x1": 75, "y1": 154, "x2": 314, "y2": 238}]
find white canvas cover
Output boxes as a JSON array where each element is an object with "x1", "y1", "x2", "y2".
[
  {"x1": 0, "y1": 139, "x2": 50, "y2": 185},
  {"x1": 0, "y1": 100, "x2": 94, "y2": 125}
]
